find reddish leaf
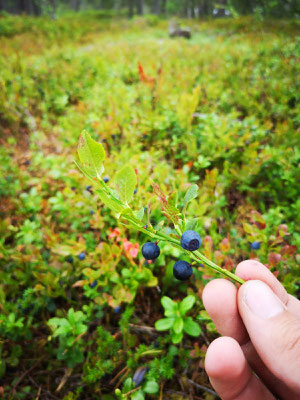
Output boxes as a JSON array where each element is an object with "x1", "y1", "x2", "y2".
[
  {"x1": 203, "y1": 236, "x2": 213, "y2": 251},
  {"x1": 72, "y1": 280, "x2": 87, "y2": 288},
  {"x1": 152, "y1": 183, "x2": 180, "y2": 223},
  {"x1": 214, "y1": 250, "x2": 224, "y2": 265},
  {"x1": 268, "y1": 253, "x2": 282, "y2": 267},
  {"x1": 220, "y1": 237, "x2": 230, "y2": 252},
  {"x1": 281, "y1": 245, "x2": 297, "y2": 256},
  {"x1": 138, "y1": 61, "x2": 147, "y2": 82},
  {"x1": 224, "y1": 257, "x2": 234, "y2": 271},
  {"x1": 276, "y1": 224, "x2": 290, "y2": 237},
  {"x1": 250, "y1": 210, "x2": 266, "y2": 230}
]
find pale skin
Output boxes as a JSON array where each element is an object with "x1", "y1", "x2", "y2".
[{"x1": 202, "y1": 260, "x2": 300, "y2": 400}]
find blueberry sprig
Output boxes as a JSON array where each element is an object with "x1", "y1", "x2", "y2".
[{"x1": 75, "y1": 131, "x2": 245, "y2": 285}]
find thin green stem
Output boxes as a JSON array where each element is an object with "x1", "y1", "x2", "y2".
[{"x1": 124, "y1": 219, "x2": 245, "y2": 285}]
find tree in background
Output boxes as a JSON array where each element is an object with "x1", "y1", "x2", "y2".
[{"x1": 0, "y1": 0, "x2": 299, "y2": 18}]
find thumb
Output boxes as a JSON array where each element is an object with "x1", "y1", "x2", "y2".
[{"x1": 238, "y1": 280, "x2": 300, "y2": 393}]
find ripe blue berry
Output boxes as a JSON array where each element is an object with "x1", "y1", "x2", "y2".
[
  {"x1": 134, "y1": 188, "x2": 137, "y2": 194},
  {"x1": 78, "y1": 252, "x2": 85, "y2": 260},
  {"x1": 133, "y1": 366, "x2": 148, "y2": 387},
  {"x1": 66, "y1": 256, "x2": 73, "y2": 264},
  {"x1": 173, "y1": 260, "x2": 193, "y2": 281},
  {"x1": 103, "y1": 176, "x2": 109, "y2": 183},
  {"x1": 180, "y1": 230, "x2": 201, "y2": 251},
  {"x1": 90, "y1": 210, "x2": 95, "y2": 215},
  {"x1": 114, "y1": 305, "x2": 121, "y2": 314},
  {"x1": 141, "y1": 242, "x2": 160, "y2": 260},
  {"x1": 86, "y1": 185, "x2": 92, "y2": 192},
  {"x1": 89, "y1": 280, "x2": 97, "y2": 288},
  {"x1": 251, "y1": 241, "x2": 261, "y2": 250}
]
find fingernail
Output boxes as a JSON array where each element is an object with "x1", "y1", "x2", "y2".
[{"x1": 243, "y1": 280, "x2": 285, "y2": 319}]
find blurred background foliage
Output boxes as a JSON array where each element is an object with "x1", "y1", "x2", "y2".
[
  {"x1": 0, "y1": 2, "x2": 299, "y2": 399},
  {"x1": 0, "y1": 0, "x2": 299, "y2": 19}
]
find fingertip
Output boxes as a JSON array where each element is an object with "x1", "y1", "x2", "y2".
[
  {"x1": 236, "y1": 260, "x2": 288, "y2": 304},
  {"x1": 202, "y1": 279, "x2": 248, "y2": 343},
  {"x1": 205, "y1": 337, "x2": 275, "y2": 400},
  {"x1": 202, "y1": 278, "x2": 237, "y2": 312},
  {"x1": 205, "y1": 337, "x2": 248, "y2": 384}
]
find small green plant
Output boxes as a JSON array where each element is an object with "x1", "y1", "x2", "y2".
[
  {"x1": 115, "y1": 376, "x2": 159, "y2": 400},
  {"x1": 48, "y1": 308, "x2": 88, "y2": 367},
  {"x1": 75, "y1": 130, "x2": 245, "y2": 286},
  {"x1": 155, "y1": 295, "x2": 201, "y2": 344},
  {"x1": 0, "y1": 313, "x2": 24, "y2": 341}
]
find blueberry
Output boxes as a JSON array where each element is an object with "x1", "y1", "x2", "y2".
[
  {"x1": 71, "y1": 186, "x2": 76, "y2": 191},
  {"x1": 103, "y1": 176, "x2": 109, "y2": 183},
  {"x1": 112, "y1": 134, "x2": 116, "y2": 140},
  {"x1": 173, "y1": 260, "x2": 193, "y2": 281},
  {"x1": 78, "y1": 252, "x2": 85, "y2": 260},
  {"x1": 90, "y1": 210, "x2": 95, "y2": 215},
  {"x1": 114, "y1": 305, "x2": 121, "y2": 314},
  {"x1": 66, "y1": 256, "x2": 73, "y2": 264},
  {"x1": 86, "y1": 185, "x2": 92, "y2": 192},
  {"x1": 180, "y1": 230, "x2": 201, "y2": 251},
  {"x1": 24, "y1": 160, "x2": 30, "y2": 166},
  {"x1": 133, "y1": 366, "x2": 148, "y2": 387},
  {"x1": 141, "y1": 242, "x2": 160, "y2": 260},
  {"x1": 89, "y1": 280, "x2": 97, "y2": 288},
  {"x1": 134, "y1": 188, "x2": 137, "y2": 194},
  {"x1": 251, "y1": 241, "x2": 261, "y2": 250}
]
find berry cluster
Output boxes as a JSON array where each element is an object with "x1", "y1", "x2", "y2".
[{"x1": 141, "y1": 230, "x2": 201, "y2": 281}]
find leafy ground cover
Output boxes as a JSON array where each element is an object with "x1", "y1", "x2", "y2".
[{"x1": 0, "y1": 13, "x2": 299, "y2": 399}]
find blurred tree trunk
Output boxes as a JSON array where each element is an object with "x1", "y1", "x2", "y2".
[
  {"x1": 152, "y1": 0, "x2": 159, "y2": 14},
  {"x1": 27, "y1": 0, "x2": 34, "y2": 14},
  {"x1": 198, "y1": 0, "x2": 211, "y2": 17},
  {"x1": 49, "y1": 0, "x2": 56, "y2": 18},
  {"x1": 70, "y1": 0, "x2": 81, "y2": 11},
  {"x1": 136, "y1": 0, "x2": 143, "y2": 15},
  {"x1": 128, "y1": 0, "x2": 134, "y2": 17},
  {"x1": 161, "y1": 0, "x2": 167, "y2": 15},
  {"x1": 215, "y1": 0, "x2": 226, "y2": 17},
  {"x1": 190, "y1": 0, "x2": 195, "y2": 18},
  {"x1": 33, "y1": 0, "x2": 42, "y2": 15},
  {"x1": 0, "y1": 0, "x2": 5, "y2": 12}
]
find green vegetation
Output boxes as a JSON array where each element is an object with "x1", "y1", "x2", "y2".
[{"x1": 0, "y1": 12, "x2": 299, "y2": 399}]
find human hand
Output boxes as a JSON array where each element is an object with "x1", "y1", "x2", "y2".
[{"x1": 202, "y1": 260, "x2": 300, "y2": 399}]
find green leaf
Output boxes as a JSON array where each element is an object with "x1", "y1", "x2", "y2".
[
  {"x1": 136, "y1": 207, "x2": 144, "y2": 221},
  {"x1": 171, "y1": 331, "x2": 183, "y2": 344},
  {"x1": 115, "y1": 165, "x2": 137, "y2": 205},
  {"x1": 155, "y1": 318, "x2": 174, "y2": 331},
  {"x1": 185, "y1": 218, "x2": 199, "y2": 231},
  {"x1": 119, "y1": 207, "x2": 141, "y2": 224},
  {"x1": 96, "y1": 189, "x2": 124, "y2": 213},
  {"x1": 167, "y1": 192, "x2": 178, "y2": 208},
  {"x1": 161, "y1": 296, "x2": 176, "y2": 311},
  {"x1": 131, "y1": 391, "x2": 144, "y2": 400},
  {"x1": 183, "y1": 184, "x2": 198, "y2": 207},
  {"x1": 77, "y1": 131, "x2": 105, "y2": 178},
  {"x1": 179, "y1": 295, "x2": 195, "y2": 316},
  {"x1": 183, "y1": 317, "x2": 201, "y2": 337},
  {"x1": 123, "y1": 378, "x2": 133, "y2": 392},
  {"x1": 173, "y1": 317, "x2": 183, "y2": 334},
  {"x1": 143, "y1": 381, "x2": 159, "y2": 394}
]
